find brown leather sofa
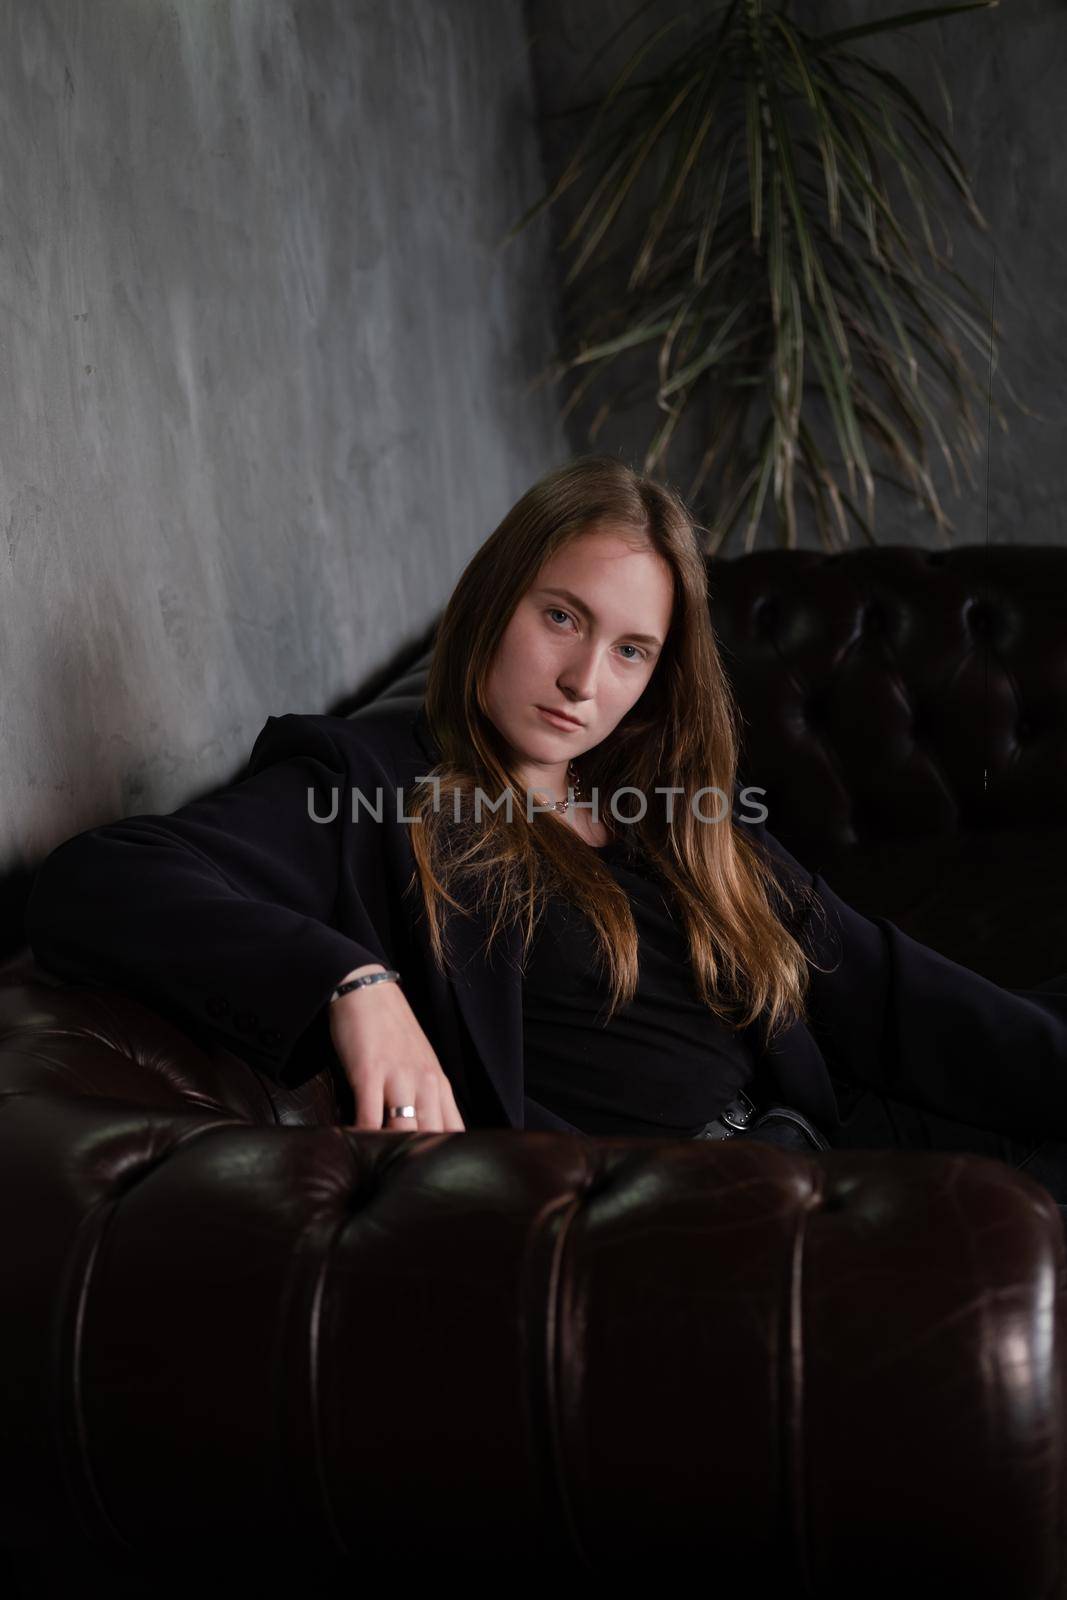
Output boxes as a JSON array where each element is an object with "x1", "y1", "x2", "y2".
[{"x1": 3, "y1": 545, "x2": 1067, "y2": 1597}]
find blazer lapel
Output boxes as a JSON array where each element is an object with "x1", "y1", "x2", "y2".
[
  {"x1": 437, "y1": 899, "x2": 526, "y2": 1129},
  {"x1": 406, "y1": 704, "x2": 839, "y2": 1136},
  {"x1": 408, "y1": 704, "x2": 525, "y2": 1128}
]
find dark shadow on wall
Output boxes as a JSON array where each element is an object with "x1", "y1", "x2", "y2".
[{"x1": 4, "y1": 617, "x2": 442, "y2": 968}]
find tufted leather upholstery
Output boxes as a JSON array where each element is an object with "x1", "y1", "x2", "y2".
[
  {"x1": 708, "y1": 545, "x2": 1067, "y2": 987},
  {"x1": 3, "y1": 545, "x2": 1067, "y2": 1595}
]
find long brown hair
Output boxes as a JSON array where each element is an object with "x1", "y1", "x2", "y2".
[{"x1": 406, "y1": 454, "x2": 822, "y2": 1045}]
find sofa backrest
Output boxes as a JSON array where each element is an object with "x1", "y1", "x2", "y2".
[{"x1": 354, "y1": 544, "x2": 1067, "y2": 871}]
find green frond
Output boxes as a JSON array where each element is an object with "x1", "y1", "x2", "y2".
[{"x1": 507, "y1": 0, "x2": 1002, "y2": 550}]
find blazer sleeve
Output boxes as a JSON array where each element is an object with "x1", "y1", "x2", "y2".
[
  {"x1": 24, "y1": 714, "x2": 389, "y2": 1088},
  {"x1": 744, "y1": 815, "x2": 1067, "y2": 1143}
]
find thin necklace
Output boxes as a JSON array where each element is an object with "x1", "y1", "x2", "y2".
[{"x1": 548, "y1": 761, "x2": 582, "y2": 813}]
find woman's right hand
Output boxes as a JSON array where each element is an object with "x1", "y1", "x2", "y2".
[{"x1": 327, "y1": 964, "x2": 466, "y2": 1133}]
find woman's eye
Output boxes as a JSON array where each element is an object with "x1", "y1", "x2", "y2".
[{"x1": 546, "y1": 610, "x2": 645, "y2": 661}]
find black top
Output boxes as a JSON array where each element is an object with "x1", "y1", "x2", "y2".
[{"x1": 522, "y1": 835, "x2": 758, "y2": 1137}]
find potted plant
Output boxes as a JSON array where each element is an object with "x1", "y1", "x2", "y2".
[{"x1": 510, "y1": 0, "x2": 1009, "y2": 553}]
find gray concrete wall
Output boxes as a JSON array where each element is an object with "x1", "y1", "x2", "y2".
[
  {"x1": 524, "y1": 0, "x2": 1066, "y2": 552},
  {"x1": 5, "y1": 0, "x2": 566, "y2": 877}
]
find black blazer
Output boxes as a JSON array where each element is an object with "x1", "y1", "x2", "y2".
[{"x1": 25, "y1": 702, "x2": 1067, "y2": 1143}]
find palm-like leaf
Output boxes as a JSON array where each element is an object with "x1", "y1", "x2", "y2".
[{"x1": 506, "y1": 0, "x2": 1004, "y2": 551}]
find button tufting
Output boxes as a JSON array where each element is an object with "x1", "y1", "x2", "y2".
[
  {"x1": 968, "y1": 601, "x2": 997, "y2": 637},
  {"x1": 205, "y1": 994, "x2": 229, "y2": 1017},
  {"x1": 756, "y1": 597, "x2": 780, "y2": 631}
]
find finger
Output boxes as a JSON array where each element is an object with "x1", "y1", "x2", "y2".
[
  {"x1": 439, "y1": 1079, "x2": 466, "y2": 1133},
  {"x1": 380, "y1": 1089, "x2": 419, "y2": 1134},
  {"x1": 349, "y1": 1076, "x2": 387, "y2": 1132},
  {"x1": 409, "y1": 1076, "x2": 444, "y2": 1133},
  {"x1": 414, "y1": 1058, "x2": 464, "y2": 1133}
]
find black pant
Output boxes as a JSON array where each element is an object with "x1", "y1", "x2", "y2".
[{"x1": 824, "y1": 973, "x2": 1067, "y2": 1233}]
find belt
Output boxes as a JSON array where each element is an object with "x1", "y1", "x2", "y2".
[
  {"x1": 693, "y1": 1089, "x2": 830, "y2": 1152},
  {"x1": 691, "y1": 1087, "x2": 760, "y2": 1141}
]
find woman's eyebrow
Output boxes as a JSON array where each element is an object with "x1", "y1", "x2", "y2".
[{"x1": 534, "y1": 586, "x2": 663, "y2": 648}]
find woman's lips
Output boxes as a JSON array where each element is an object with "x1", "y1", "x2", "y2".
[{"x1": 536, "y1": 705, "x2": 582, "y2": 731}]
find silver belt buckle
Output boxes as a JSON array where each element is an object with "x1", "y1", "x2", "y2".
[
  {"x1": 693, "y1": 1119, "x2": 733, "y2": 1140},
  {"x1": 719, "y1": 1088, "x2": 759, "y2": 1134}
]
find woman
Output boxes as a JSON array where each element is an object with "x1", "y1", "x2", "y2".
[{"x1": 24, "y1": 455, "x2": 1067, "y2": 1214}]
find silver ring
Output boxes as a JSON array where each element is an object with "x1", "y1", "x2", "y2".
[{"x1": 386, "y1": 1104, "x2": 417, "y2": 1120}]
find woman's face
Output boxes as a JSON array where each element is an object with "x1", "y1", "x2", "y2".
[{"x1": 482, "y1": 526, "x2": 674, "y2": 792}]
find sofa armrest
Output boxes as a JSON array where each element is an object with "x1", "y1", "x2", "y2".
[
  {"x1": 0, "y1": 965, "x2": 342, "y2": 1127},
  {"x1": 0, "y1": 1070, "x2": 1064, "y2": 1593}
]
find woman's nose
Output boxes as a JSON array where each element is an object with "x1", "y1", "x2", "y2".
[{"x1": 557, "y1": 652, "x2": 599, "y2": 702}]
